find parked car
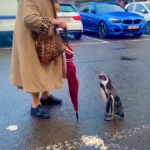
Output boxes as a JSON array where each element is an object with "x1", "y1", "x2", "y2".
[
  {"x1": 78, "y1": 2, "x2": 146, "y2": 38},
  {"x1": 125, "y1": 2, "x2": 150, "y2": 33},
  {"x1": 58, "y1": 3, "x2": 83, "y2": 40},
  {"x1": 0, "y1": 1, "x2": 83, "y2": 40},
  {"x1": 0, "y1": 0, "x2": 17, "y2": 39}
]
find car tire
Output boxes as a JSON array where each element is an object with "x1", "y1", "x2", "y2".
[
  {"x1": 74, "y1": 33, "x2": 82, "y2": 40},
  {"x1": 133, "y1": 33, "x2": 142, "y2": 37},
  {"x1": 98, "y1": 21, "x2": 107, "y2": 39}
]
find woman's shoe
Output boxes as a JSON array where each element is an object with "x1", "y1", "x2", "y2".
[
  {"x1": 40, "y1": 95, "x2": 62, "y2": 105},
  {"x1": 30, "y1": 105, "x2": 50, "y2": 119}
]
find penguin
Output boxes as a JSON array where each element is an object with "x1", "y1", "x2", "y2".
[{"x1": 97, "y1": 71, "x2": 124, "y2": 121}]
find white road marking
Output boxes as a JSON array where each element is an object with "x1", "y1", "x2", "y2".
[
  {"x1": 35, "y1": 135, "x2": 108, "y2": 150},
  {"x1": 0, "y1": 47, "x2": 11, "y2": 50},
  {"x1": 81, "y1": 135, "x2": 108, "y2": 150},
  {"x1": 35, "y1": 134, "x2": 135, "y2": 150},
  {"x1": 83, "y1": 35, "x2": 150, "y2": 42},
  {"x1": 71, "y1": 42, "x2": 106, "y2": 46},
  {"x1": 1, "y1": 35, "x2": 150, "y2": 49},
  {"x1": 105, "y1": 123, "x2": 150, "y2": 141},
  {"x1": 112, "y1": 38, "x2": 150, "y2": 43},
  {"x1": 83, "y1": 35, "x2": 109, "y2": 43},
  {"x1": 71, "y1": 35, "x2": 150, "y2": 46}
]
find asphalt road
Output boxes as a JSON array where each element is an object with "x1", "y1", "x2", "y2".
[{"x1": 0, "y1": 34, "x2": 150, "y2": 150}]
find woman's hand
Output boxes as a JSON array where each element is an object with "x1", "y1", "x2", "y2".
[{"x1": 51, "y1": 18, "x2": 68, "y2": 29}]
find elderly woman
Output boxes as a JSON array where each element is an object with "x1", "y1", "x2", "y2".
[{"x1": 11, "y1": 0, "x2": 67, "y2": 119}]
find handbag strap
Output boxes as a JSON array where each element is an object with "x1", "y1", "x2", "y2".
[{"x1": 63, "y1": 28, "x2": 68, "y2": 43}]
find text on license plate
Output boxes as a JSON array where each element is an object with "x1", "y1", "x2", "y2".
[{"x1": 128, "y1": 26, "x2": 139, "y2": 29}]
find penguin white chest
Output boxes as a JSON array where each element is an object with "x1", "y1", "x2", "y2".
[{"x1": 100, "y1": 88, "x2": 107, "y2": 103}]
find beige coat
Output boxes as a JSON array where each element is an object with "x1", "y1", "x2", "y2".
[{"x1": 11, "y1": 0, "x2": 64, "y2": 93}]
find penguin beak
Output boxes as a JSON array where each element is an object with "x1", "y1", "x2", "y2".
[
  {"x1": 95, "y1": 70, "x2": 101, "y2": 75},
  {"x1": 95, "y1": 70, "x2": 102, "y2": 80}
]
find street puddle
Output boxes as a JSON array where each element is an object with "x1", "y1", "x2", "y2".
[
  {"x1": 120, "y1": 56, "x2": 137, "y2": 61},
  {"x1": 109, "y1": 47, "x2": 127, "y2": 51}
]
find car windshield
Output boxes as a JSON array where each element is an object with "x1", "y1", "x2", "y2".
[
  {"x1": 145, "y1": 3, "x2": 150, "y2": 11},
  {"x1": 96, "y1": 3, "x2": 125, "y2": 13},
  {"x1": 60, "y1": 4, "x2": 76, "y2": 12}
]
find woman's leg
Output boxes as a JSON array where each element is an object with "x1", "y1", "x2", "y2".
[
  {"x1": 41, "y1": 91, "x2": 50, "y2": 99},
  {"x1": 30, "y1": 92, "x2": 50, "y2": 119},
  {"x1": 31, "y1": 92, "x2": 41, "y2": 108},
  {"x1": 41, "y1": 91, "x2": 62, "y2": 105}
]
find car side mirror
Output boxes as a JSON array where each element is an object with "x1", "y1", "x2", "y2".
[
  {"x1": 141, "y1": 9, "x2": 147, "y2": 14},
  {"x1": 83, "y1": 8, "x2": 89, "y2": 12},
  {"x1": 91, "y1": 10, "x2": 96, "y2": 14}
]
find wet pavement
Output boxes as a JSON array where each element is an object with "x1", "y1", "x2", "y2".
[{"x1": 0, "y1": 34, "x2": 150, "y2": 150}]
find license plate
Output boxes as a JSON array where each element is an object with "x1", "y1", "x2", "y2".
[{"x1": 128, "y1": 26, "x2": 139, "y2": 29}]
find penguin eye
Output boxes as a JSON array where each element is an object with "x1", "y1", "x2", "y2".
[{"x1": 100, "y1": 75, "x2": 107, "y2": 81}]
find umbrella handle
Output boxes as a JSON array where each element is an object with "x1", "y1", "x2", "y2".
[
  {"x1": 64, "y1": 28, "x2": 68, "y2": 43},
  {"x1": 60, "y1": 28, "x2": 68, "y2": 43}
]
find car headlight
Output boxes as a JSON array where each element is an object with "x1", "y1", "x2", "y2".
[
  {"x1": 109, "y1": 18, "x2": 122, "y2": 23},
  {"x1": 141, "y1": 18, "x2": 146, "y2": 22}
]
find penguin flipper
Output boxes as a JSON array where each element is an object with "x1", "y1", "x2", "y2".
[{"x1": 100, "y1": 88, "x2": 107, "y2": 103}]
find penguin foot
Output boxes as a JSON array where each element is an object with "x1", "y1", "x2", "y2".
[
  {"x1": 115, "y1": 113, "x2": 124, "y2": 118},
  {"x1": 120, "y1": 113, "x2": 124, "y2": 118},
  {"x1": 104, "y1": 114, "x2": 114, "y2": 121}
]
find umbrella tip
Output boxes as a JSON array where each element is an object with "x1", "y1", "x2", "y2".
[{"x1": 76, "y1": 111, "x2": 79, "y2": 120}]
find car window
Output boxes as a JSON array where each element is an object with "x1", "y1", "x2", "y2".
[
  {"x1": 135, "y1": 4, "x2": 147, "y2": 13},
  {"x1": 78, "y1": 4, "x2": 89, "y2": 12},
  {"x1": 60, "y1": 4, "x2": 76, "y2": 12},
  {"x1": 126, "y1": 4, "x2": 135, "y2": 11},
  {"x1": 96, "y1": 3, "x2": 125, "y2": 13},
  {"x1": 88, "y1": 4, "x2": 95, "y2": 13},
  {"x1": 144, "y1": 3, "x2": 150, "y2": 11}
]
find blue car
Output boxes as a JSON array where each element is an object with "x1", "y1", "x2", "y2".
[{"x1": 78, "y1": 2, "x2": 146, "y2": 38}]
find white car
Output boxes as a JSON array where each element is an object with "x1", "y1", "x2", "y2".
[
  {"x1": 0, "y1": 0, "x2": 17, "y2": 38},
  {"x1": 125, "y1": 2, "x2": 150, "y2": 32},
  {"x1": 58, "y1": 3, "x2": 83, "y2": 40},
  {"x1": 0, "y1": 1, "x2": 83, "y2": 40}
]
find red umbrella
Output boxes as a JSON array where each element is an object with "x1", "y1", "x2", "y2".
[{"x1": 65, "y1": 43, "x2": 79, "y2": 120}]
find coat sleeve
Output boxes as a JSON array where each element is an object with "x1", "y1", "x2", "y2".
[{"x1": 22, "y1": 0, "x2": 52, "y2": 33}]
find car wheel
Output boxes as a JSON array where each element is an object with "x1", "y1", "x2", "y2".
[
  {"x1": 74, "y1": 33, "x2": 82, "y2": 40},
  {"x1": 98, "y1": 21, "x2": 107, "y2": 39},
  {"x1": 133, "y1": 33, "x2": 142, "y2": 37}
]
